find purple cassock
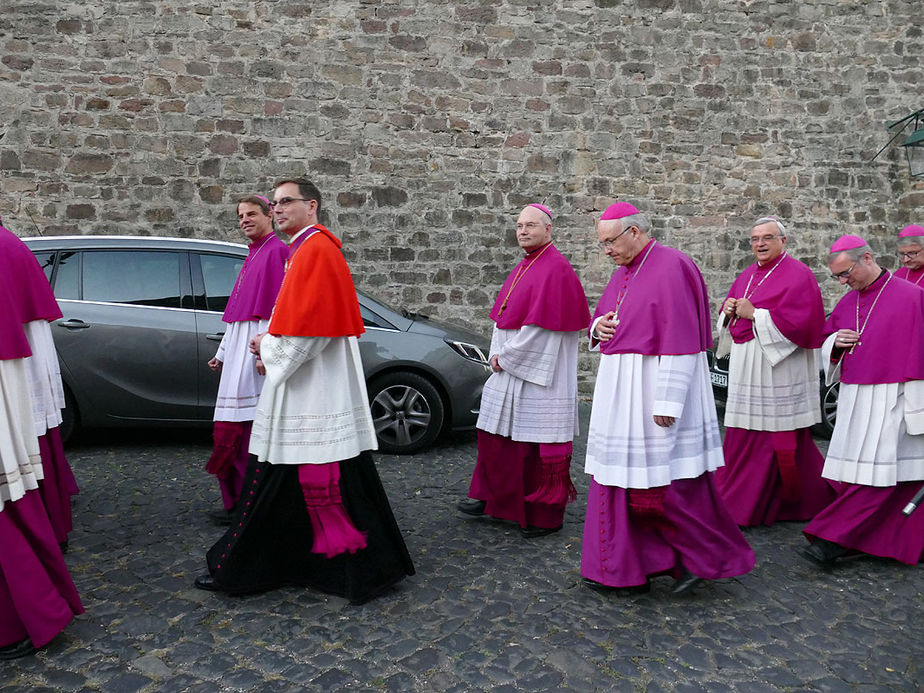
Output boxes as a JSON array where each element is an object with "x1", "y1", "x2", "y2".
[
  {"x1": 0, "y1": 292, "x2": 83, "y2": 654},
  {"x1": 0, "y1": 226, "x2": 78, "y2": 546},
  {"x1": 895, "y1": 265, "x2": 924, "y2": 286},
  {"x1": 714, "y1": 252, "x2": 836, "y2": 526},
  {"x1": 205, "y1": 231, "x2": 288, "y2": 512},
  {"x1": 582, "y1": 240, "x2": 754, "y2": 588},
  {"x1": 804, "y1": 271, "x2": 924, "y2": 564},
  {"x1": 468, "y1": 242, "x2": 590, "y2": 530}
]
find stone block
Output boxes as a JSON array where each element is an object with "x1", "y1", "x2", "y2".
[
  {"x1": 64, "y1": 153, "x2": 112, "y2": 174},
  {"x1": 372, "y1": 187, "x2": 408, "y2": 207}
]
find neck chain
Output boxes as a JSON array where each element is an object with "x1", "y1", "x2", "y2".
[
  {"x1": 731, "y1": 252, "x2": 786, "y2": 327},
  {"x1": 907, "y1": 267, "x2": 924, "y2": 286},
  {"x1": 850, "y1": 272, "x2": 892, "y2": 354},
  {"x1": 498, "y1": 242, "x2": 553, "y2": 316},
  {"x1": 611, "y1": 240, "x2": 657, "y2": 328}
]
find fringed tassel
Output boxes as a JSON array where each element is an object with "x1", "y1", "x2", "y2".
[
  {"x1": 525, "y1": 445, "x2": 577, "y2": 505},
  {"x1": 627, "y1": 486, "x2": 672, "y2": 531},
  {"x1": 298, "y1": 463, "x2": 367, "y2": 558},
  {"x1": 205, "y1": 421, "x2": 244, "y2": 479}
]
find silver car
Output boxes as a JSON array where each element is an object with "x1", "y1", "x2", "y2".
[{"x1": 24, "y1": 236, "x2": 491, "y2": 454}]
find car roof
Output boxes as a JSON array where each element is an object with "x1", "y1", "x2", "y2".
[{"x1": 21, "y1": 235, "x2": 248, "y2": 254}]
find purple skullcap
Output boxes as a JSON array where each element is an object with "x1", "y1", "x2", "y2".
[
  {"x1": 600, "y1": 202, "x2": 640, "y2": 221},
  {"x1": 899, "y1": 224, "x2": 924, "y2": 238},
  {"x1": 528, "y1": 203, "x2": 552, "y2": 220},
  {"x1": 830, "y1": 234, "x2": 867, "y2": 253}
]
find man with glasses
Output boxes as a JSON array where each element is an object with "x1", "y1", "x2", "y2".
[
  {"x1": 800, "y1": 234, "x2": 924, "y2": 569},
  {"x1": 458, "y1": 204, "x2": 590, "y2": 538},
  {"x1": 895, "y1": 224, "x2": 924, "y2": 286},
  {"x1": 581, "y1": 202, "x2": 753, "y2": 596},
  {"x1": 714, "y1": 217, "x2": 834, "y2": 526},
  {"x1": 196, "y1": 178, "x2": 414, "y2": 603},
  {"x1": 203, "y1": 195, "x2": 287, "y2": 526}
]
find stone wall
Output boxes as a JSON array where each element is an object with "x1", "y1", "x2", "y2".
[{"x1": 2, "y1": 0, "x2": 922, "y2": 392}]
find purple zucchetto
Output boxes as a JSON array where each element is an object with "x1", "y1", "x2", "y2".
[
  {"x1": 830, "y1": 234, "x2": 867, "y2": 254},
  {"x1": 600, "y1": 202, "x2": 640, "y2": 221},
  {"x1": 898, "y1": 224, "x2": 924, "y2": 238},
  {"x1": 527, "y1": 203, "x2": 552, "y2": 220}
]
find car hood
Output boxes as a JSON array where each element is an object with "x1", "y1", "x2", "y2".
[{"x1": 406, "y1": 313, "x2": 489, "y2": 347}]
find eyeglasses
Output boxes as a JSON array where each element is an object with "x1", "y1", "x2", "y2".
[
  {"x1": 749, "y1": 234, "x2": 783, "y2": 245},
  {"x1": 598, "y1": 225, "x2": 635, "y2": 251},
  {"x1": 899, "y1": 249, "x2": 921, "y2": 259},
  {"x1": 516, "y1": 221, "x2": 543, "y2": 231},
  {"x1": 830, "y1": 262, "x2": 858, "y2": 281},
  {"x1": 271, "y1": 197, "x2": 309, "y2": 209}
]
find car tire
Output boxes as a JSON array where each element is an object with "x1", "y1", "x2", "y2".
[
  {"x1": 811, "y1": 380, "x2": 838, "y2": 439},
  {"x1": 368, "y1": 371, "x2": 445, "y2": 455},
  {"x1": 59, "y1": 385, "x2": 80, "y2": 445}
]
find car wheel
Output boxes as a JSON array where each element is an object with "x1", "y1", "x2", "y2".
[
  {"x1": 59, "y1": 385, "x2": 80, "y2": 445},
  {"x1": 811, "y1": 380, "x2": 838, "y2": 439},
  {"x1": 368, "y1": 372, "x2": 444, "y2": 455}
]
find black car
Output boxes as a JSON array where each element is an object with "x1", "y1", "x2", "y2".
[{"x1": 707, "y1": 349, "x2": 838, "y2": 438}]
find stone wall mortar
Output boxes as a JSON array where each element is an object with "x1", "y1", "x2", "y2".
[{"x1": 1, "y1": 0, "x2": 922, "y2": 392}]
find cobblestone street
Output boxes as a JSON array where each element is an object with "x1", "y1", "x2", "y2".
[{"x1": 2, "y1": 406, "x2": 922, "y2": 692}]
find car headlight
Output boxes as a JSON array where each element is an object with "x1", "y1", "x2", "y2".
[{"x1": 444, "y1": 339, "x2": 490, "y2": 367}]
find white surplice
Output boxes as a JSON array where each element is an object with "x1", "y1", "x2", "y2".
[
  {"x1": 476, "y1": 324, "x2": 582, "y2": 443},
  {"x1": 720, "y1": 308, "x2": 820, "y2": 431},
  {"x1": 0, "y1": 357, "x2": 43, "y2": 512},
  {"x1": 584, "y1": 349, "x2": 723, "y2": 489},
  {"x1": 249, "y1": 334, "x2": 376, "y2": 465},
  {"x1": 22, "y1": 320, "x2": 65, "y2": 436},
  {"x1": 820, "y1": 334, "x2": 924, "y2": 486},
  {"x1": 213, "y1": 318, "x2": 269, "y2": 422}
]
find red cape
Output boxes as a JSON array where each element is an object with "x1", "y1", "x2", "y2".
[{"x1": 268, "y1": 226, "x2": 364, "y2": 338}]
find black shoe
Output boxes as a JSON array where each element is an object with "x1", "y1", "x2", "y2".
[
  {"x1": 194, "y1": 574, "x2": 219, "y2": 592},
  {"x1": 457, "y1": 498, "x2": 486, "y2": 516},
  {"x1": 582, "y1": 577, "x2": 650, "y2": 595},
  {"x1": 671, "y1": 570, "x2": 704, "y2": 595},
  {"x1": 799, "y1": 539, "x2": 846, "y2": 569},
  {"x1": 520, "y1": 524, "x2": 562, "y2": 538},
  {"x1": 206, "y1": 508, "x2": 232, "y2": 526},
  {"x1": 0, "y1": 638, "x2": 35, "y2": 660}
]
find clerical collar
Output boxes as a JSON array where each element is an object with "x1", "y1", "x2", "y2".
[
  {"x1": 859, "y1": 268, "x2": 888, "y2": 292},
  {"x1": 523, "y1": 241, "x2": 553, "y2": 258},
  {"x1": 289, "y1": 225, "x2": 318, "y2": 245},
  {"x1": 627, "y1": 239, "x2": 655, "y2": 268}
]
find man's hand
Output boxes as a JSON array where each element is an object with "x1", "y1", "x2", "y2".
[
  {"x1": 207, "y1": 357, "x2": 222, "y2": 372},
  {"x1": 733, "y1": 297, "x2": 755, "y2": 320},
  {"x1": 490, "y1": 354, "x2": 502, "y2": 373},
  {"x1": 255, "y1": 357, "x2": 266, "y2": 376},
  {"x1": 653, "y1": 415, "x2": 676, "y2": 428},
  {"x1": 834, "y1": 328, "x2": 861, "y2": 351},
  {"x1": 249, "y1": 332, "x2": 266, "y2": 356},
  {"x1": 594, "y1": 311, "x2": 618, "y2": 342}
]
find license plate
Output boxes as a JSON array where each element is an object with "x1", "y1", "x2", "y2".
[{"x1": 710, "y1": 372, "x2": 728, "y2": 387}]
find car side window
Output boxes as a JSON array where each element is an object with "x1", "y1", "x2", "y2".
[
  {"x1": 53, "y1": 251, "x2": 80, "y2": 299},
  {"x1": 82, "y1": 251, "x2": 182, "y2": 308},
  {"x1": 32, "y1": 251, "x2": 55, "y2": 282},
  {"x1": 199, "y1": 253, "x2": 244, "y2": 312}
]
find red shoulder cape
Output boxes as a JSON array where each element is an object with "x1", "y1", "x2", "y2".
[{"x1": 268, "y1": 226, "x2": 365, "y2": 338}]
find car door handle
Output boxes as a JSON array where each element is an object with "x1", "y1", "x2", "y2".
[
  {"x1": 206, "y1": 333, "x2": 225, "y2": 342},
  {"x1": 57, "y1": 319, "x2": 90, "y2": 329}
]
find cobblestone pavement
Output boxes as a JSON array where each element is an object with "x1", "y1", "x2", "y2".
[{"x1": 2, "y1": 406, "x2": 922, "y2": 692}]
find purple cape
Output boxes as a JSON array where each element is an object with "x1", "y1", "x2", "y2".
[
  {"x1": 725, "y1": 253, "x2": 825, "y2": 349},
  {"x1": 593, "y1": 241, "x2": 713, "y2": 356},
  {"x1": 0, "y1": 226, "x2": 62, "y2": 325},
  {"x1": 895, "y1": 266, "x2": 924, "y2": 287},
  {"x1": 221, "y1": 232, "x2": 289, "y2": 323},
  {"x1": 0, "y1": 289, "x2": 31, "y2": 359},
  {"x1": 826, "y1": 271, "x2": 924, "y2": 384},
  {"x1": 489, "y1": 243, "x2": 590, "y2": 331}
]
